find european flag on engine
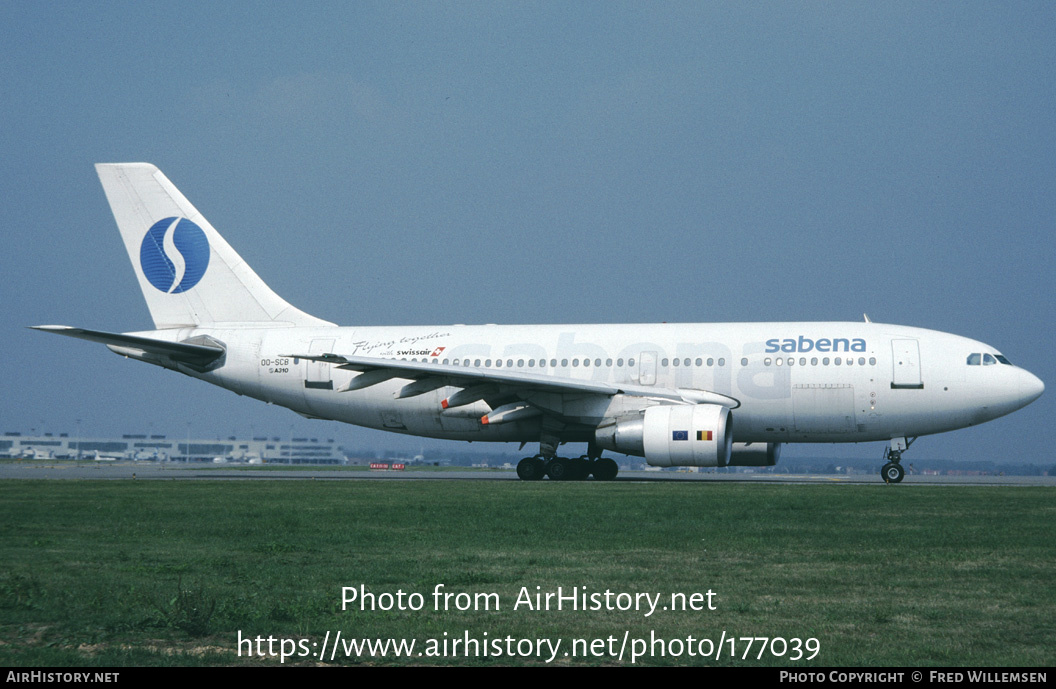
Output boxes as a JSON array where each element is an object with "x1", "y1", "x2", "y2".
[{"x1": 672, "y1": 430, "x2": 689, "y2": 441}]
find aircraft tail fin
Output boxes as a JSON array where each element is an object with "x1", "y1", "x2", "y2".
[{"x1": 95, "y1": 163, "x2": 334, "y2": 329}]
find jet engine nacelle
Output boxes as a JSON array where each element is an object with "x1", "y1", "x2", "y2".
[
  {"x1": 595, "y1": 404, "x2": 733, "y2": 467},
  {"x1": 728, "y1": 442, "x2": 781, "y2": 467}
]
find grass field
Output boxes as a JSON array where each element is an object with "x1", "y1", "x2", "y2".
[{"x1": 0, "y1": 479, "x2": 1052, "y2": 666}]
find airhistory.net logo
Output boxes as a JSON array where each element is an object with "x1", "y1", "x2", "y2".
[{"x1": 139, "y1": 217, "x2": 210, "y2": 293}]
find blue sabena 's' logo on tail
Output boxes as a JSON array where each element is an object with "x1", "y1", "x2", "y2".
[{"x1": 140, "y1": 217, "x2": 210, "y2": 293}]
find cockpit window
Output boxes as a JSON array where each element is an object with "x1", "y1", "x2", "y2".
[{"x1": 968, "y1": 352, "x2": 1013, "y2": 366}]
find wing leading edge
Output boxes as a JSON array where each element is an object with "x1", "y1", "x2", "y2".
[{"x1": 285, "y1": 351, "x2": 740, "y2": 418}]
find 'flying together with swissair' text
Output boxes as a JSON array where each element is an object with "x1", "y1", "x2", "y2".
[{"x1": 34, "y1": 164, "x2": 1044, "y2": 482}]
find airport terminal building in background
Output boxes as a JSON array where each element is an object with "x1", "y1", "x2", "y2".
[{"x1": 0, "y1": 432, "x2": 347, "y2": 464}]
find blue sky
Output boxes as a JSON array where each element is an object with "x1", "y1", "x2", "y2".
[{"x1": 2, "y1": 2, "x2": 1053, "y2": 462}]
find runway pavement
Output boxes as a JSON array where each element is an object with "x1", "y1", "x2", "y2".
[{"x1": 1, "y1": 461, "x2": 1053, "y2": 486}]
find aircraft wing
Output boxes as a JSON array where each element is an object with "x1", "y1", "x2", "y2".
[
  {"x1": 31, "y1": 326, "x2": 225, "y2": 371},
  {"x1": 286, "y1": 352, "x2": 740, "y2": 411}
]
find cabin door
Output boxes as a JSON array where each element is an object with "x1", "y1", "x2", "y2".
[{"x1": 891, "y1": 339, "x2": 923, "y2": 389}]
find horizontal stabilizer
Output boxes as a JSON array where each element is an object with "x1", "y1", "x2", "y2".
[{"x1": 31, "y1": 326, "x2": 225, "y2": 371}]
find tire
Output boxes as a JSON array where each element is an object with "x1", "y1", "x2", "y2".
[
  {"x1": 546, "y1": 457, "x2": 571, "y2": 481},
  {"x1": 517, "y1": 457, "x2": 544, "y2": 481},
  {"x1": 592, "y1": 457, "x2": 618, "y2": 481},
  {"x1": 881, "y1": 462, "x2": 905, "y2": 484},
  {"x1": 571, "y1": 457, "x2": 590, "y2": 480}
]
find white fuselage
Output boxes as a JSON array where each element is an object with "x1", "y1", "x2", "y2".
[
  {"x1": 144, "y1": 320, "x2": 1044, "y2": 448},
  {"x1": 44, "y1": 164, "x2": 1044, "y2": 481}
]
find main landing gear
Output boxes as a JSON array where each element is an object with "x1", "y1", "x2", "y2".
[
  {"x1": 881, "y1": 437, "x2": 916, "y2": 484},
  {"x1": 516, "y1": 455, "x2": 618, "y2": 481}
]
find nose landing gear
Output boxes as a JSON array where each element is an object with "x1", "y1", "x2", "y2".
[
  {"x1": 881, "y1": 437, "x2": 915, "y2": 483},
  {"x1": 881, "y1": 459, "x2": 905, "y2": 483}
]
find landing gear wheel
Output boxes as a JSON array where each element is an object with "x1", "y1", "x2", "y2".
[
  {"x1": 881, "y1": 462, "x2": 905, "y2": 484},
  {"x1": 571, "y1": 456, "x2": 591, "y2": 481},
  {"x1": 516, "y1": 456, "x2": 545, "y2": 481},
  {"x1": 546, "y1": 457, "x2": 572, "y2": 481},
  {"x1": 592, "y1": 457, "x2": 618, "y2": 481}
]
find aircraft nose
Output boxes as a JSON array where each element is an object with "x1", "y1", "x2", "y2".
[{"x1": 1021, "y1": 370, "x2": 1044, "y2": 406}]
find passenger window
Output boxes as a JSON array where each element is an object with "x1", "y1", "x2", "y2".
[
  {"x1": 740, "y1": 358, "x2": 747, "y2": 366},
  {"x1": 617, "y1": 358, "x2": 624, "y2": 367},
  {"x1": 596, "y1": 359, "x2": 603, "y2": 367},
  {"x1": 628, "y1": 358, "x2": 635, "y2": 367},
  {"x1": 606, "y1": 359, "x2": 612, "y2": 367},
  {"x1": 718, "y1": 358, "x2": 725, "y2": 366},
  {"x1": 474, "y1": 359, "x2": 481, "y2": 367},
  {"x1": 517, "y1": 359, "x2": 524, "y2": 367},
  {"x1": 709, "y1": 358, "x2": 716, "y2": 367},
  {"x1": 672, "y1": 358, "x2": 679, "y2": 367},
  {"x1": 695, "y1": 358, "x2": 702, "y2": 367},
  {"x1": 966, "y1": 353, "x2": 981, "y2": 366},
  {"x1": 764, "y1": 358, "x2": 772, "y2": 366}
]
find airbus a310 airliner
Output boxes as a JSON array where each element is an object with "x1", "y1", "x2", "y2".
[{"x1": 34, "y1": 164, "x2": 1044, "y2": 482}]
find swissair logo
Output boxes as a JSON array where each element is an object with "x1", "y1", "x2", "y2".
[{"x1": 430, "y1": 347, "x2": 446, "y2": 357}]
